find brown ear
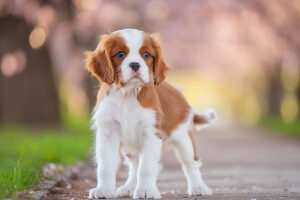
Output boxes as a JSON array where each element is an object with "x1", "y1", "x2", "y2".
[
  {"x1": 151, "y1": 34, "x2": 169, "y2": 85},
  {"x1": 85, "y1": 35, "x2": 114, "y2": 85}
]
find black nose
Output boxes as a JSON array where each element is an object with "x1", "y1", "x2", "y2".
[{"x1": 129, "y1": 62, "x2": 140, "y2": 72}]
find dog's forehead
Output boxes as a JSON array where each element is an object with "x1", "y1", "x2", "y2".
[{"x1": 113, "y1": 29, "x2": 144, "y2": 52}]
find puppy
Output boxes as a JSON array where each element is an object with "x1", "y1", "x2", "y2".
[{"x1": 85, "y1": 29, "x2": 216, "y2": 199}]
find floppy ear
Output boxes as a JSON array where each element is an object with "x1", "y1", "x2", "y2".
[
  {"x1": 151, "y1": 34, "x2": 169, "y2": 85},
  {"x1": 85, "y1": 35, "x2": 114, "y2": 85}
]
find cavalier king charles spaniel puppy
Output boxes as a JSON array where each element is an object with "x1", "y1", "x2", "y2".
[{"x1": 85, "y1": 28, "x2": 216, "y2": 199}]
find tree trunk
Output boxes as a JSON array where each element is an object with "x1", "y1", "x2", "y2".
[
  {"x1": 268, "y1": 61, "x2": 282, "y2": 116},
  {"x1": 84, "y1": 72, "x2": 99, "y2": 112},
  {"x1": 0, "y1": 16, "x2": 61, "y2": 128},
  {"x1": 297, "y1": 70, "x2": 300, "y2": 118}
]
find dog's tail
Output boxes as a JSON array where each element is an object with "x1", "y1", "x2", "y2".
[{"x1": 193, "y1": 109, "x2": 217, "y2": 127}]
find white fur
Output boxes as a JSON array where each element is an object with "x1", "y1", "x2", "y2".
[
  {"x1": 115, "y1": 29, "x2": 150, "y2": 84},
  {"x1": 116, "y1": 155, "x2": 138, "y2": 197},
  {"x1": 202, "y1": 108, "x2": 217, "y2": 123}
]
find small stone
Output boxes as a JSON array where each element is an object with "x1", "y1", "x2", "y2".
[
  {"x1": 251, "y1": 186, "x2": 260, "y2": 191},
  {"x1": 84, "y1": 178, "x2": 91, "y2": 183},
  {"x1": 66, "y1": 183, "x2": 72, "y2": 189}
]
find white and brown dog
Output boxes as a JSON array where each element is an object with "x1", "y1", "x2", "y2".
[{"x1": 85, "y1": 28, "x2": 216, "y2": 199}]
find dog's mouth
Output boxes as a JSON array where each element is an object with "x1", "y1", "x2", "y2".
[
  {"x1": 132, "y1": 74, "x2": 140, "y2": 78},
  {"x1": 130, "y1": 76, "x2": 144, "y2": 84},
  {"x1": 129, "y1": 73, "x2": 144, "y2": 81},
  {"x1": 130, "y1": 71, "x2": 141, "y2": 77},
  {"x1": 124, "y1": 74, "x2": 146, "y2": 87}
]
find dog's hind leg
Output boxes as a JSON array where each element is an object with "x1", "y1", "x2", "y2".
[{"x1": 172, "y1": 129, "x2": 212, "y2": 196}]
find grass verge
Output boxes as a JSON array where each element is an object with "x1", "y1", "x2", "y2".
[
  {"x1": 0, "y1": 116, "x2": 92, "y2": 199},
  {"x1": 260, "y1": 116, "x2": 300, "y2": 137}
]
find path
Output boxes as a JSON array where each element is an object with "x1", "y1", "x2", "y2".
[{"x1": 43, "y1": 125, "x2": 300, "y2": 200}]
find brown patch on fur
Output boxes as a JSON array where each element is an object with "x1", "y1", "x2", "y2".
[
  {"x1": 193, "y1": 114, "x2": 208, "y2": 125},
  {"x1": 137, "y1": 84, "x2": 163, "y2": 133},
  {"x1": 124, "y1": 153, "x2": 132, "y2": 159},
  {"x1": 96, "y1": 83, "x2": 111, "y2": 103},
  {"x1": 85, "y1": 33, "x2": 128, "y2": 86},
  {"x1": 156, "y1": 82, "x2": 191, "y2": 136},
  {"x1": 189, "y1": 131, "x2": 199, "y2": 161},
  {"x1": 139, "y1": 34, "x2": 155, "y2": 80},
  {"x1": 138, "y1": 82, "x2": 191, "y2": 137},
  {"x1": 140, "y1": 33, "x2": 169, "y2": 85},
  {"x1": 85, "y1": 48, "x2": 114, "y2": 85}
]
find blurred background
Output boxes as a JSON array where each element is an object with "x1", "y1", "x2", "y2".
[
  {"x1": 1, "y1": 0, "x2": 300, "y2": 127},
  {"x1": 0, "y1": 0, "x2": 300, "y2": 198},
  {"x1": 1, "y1": 0, "x2": 300, "y2": 128}
]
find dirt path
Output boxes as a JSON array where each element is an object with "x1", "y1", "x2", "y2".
[{"x1": 43, "y1": 125, "x2": 300, "y2": 199}]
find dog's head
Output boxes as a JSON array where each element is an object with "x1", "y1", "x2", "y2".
[{"x1": 85, "y1": 29, "x2": 169, "y2": 88}]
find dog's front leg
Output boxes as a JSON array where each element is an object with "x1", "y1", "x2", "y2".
[
  {"x1": 89, "y1": 126, "x2": 120, "y2": 199},
  {"x1": 133, "y1": 133, "x2": 162, "y2": 199}
]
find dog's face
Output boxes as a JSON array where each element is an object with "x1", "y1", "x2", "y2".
[{"x1": 85, "y1": 29, "x2": 169, "y2": 87}]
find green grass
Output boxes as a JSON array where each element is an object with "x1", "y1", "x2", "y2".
[
  {"x1": 260, "y1": 116, "x2": 300, "y2": 136},
  {"x1": 0, "y1": 116, "x2": 92, "y2": 199}
]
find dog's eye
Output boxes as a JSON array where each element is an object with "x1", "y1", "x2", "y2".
[
  {"x1": 143, "y1": 52, "x2": 150, "y2": 59},
  {"x1": 116, "y1": 51, "x2": 125, "y2": 58}
]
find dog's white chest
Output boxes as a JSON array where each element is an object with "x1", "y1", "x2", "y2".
[
  {"x1": 93, "y1": 87, "x2": 157, "y2": 153},
  {"x1": 116, "y1": 95, "x2": 144, "y2": 142}
]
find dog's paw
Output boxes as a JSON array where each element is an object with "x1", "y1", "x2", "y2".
[
  {"x1": 88, "y1": 186, "x2": 116, "y2": 199},
  {"x1": 117, "y1": 184, "x2": 134, "y2": 197},
  {"x1": 188, "y1": 185, "x2": 212, "y2": 196},
  {"x1": 133, "y1": 185, "x2": 161, "y2": 199},
  {"x1": 203, "y1": 109, "x2": 217, "y2": 123}
]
